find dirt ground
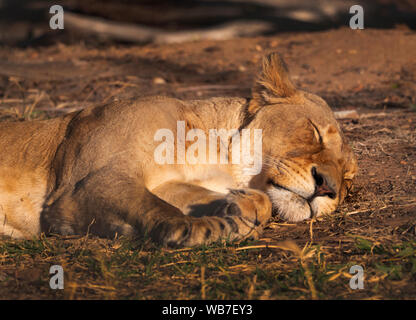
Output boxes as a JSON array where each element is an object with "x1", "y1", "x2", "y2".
[{"x1": 0, "y1": 27, "x2": 415, "y2": 299}]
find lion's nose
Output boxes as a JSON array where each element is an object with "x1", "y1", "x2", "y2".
[{"x1": 311, "y1": 167, "x2": 336, "y2": 199}]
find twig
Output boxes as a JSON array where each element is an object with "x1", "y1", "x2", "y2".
[
  {"x1": 200, "y1": 266, "x2": 206, "y2": 300},
  {"x1": 159, "y1": 260, "x2": 196, "y2": 268},
  {"x1": 299, "y1": 243, "x2": 318, "y2": 300},
  {"x1": 235, "y1": 243, "x2": 294, "y2": 251},
  {"x1": 345, "y1": 202, "x2": 416, "y2": 216},
  {"x1": 334, "y1": 110, "x2": 359, "y2": 120},
  {"x1": 309, "y1": 218, "x2": 315, "y2": 242},
  {"x1": 65, "y1": 11, "x2": 273, "y2": 44},
  {"x1": 176, "y1": 85, "x2": 241, "y2": 92},
  {"x1": 247, "y1": 275, "x2": 257, "y2": 300}
]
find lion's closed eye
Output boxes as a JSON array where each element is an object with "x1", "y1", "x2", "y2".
[
  {"x1": 285, "y1": 119, "x2": 324, "y2": 158},
  {"x1": 307, "y1": 119, "x2": 323, "y2": 145}
]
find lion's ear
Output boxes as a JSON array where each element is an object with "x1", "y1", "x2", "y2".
[{"x1": 248, "y1": 52, "x2": 297, "y2": 114}]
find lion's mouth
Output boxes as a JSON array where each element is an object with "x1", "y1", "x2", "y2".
[
  {"x1": 267, "y1": 179, "x2": 312, "y2": 202},
  {"x1": 268, "y1": 177, "x2": 336, "y2": 203},
  {"x1": 266, "y1": 177, "x2": 340, "y2": 222}
]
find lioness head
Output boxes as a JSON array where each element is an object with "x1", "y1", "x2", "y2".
[{"x1": 244, "y1": 53, "x2": 357, "y2": 221}]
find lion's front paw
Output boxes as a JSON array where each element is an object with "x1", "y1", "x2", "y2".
[
  {"x1": 224, "y1": 188, "x2": 272, "y2": 228},
  {"x1": 158, "y1": 189, "x2": 273, "y2": 247}
]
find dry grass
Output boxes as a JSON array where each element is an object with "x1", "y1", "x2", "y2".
[{"x1": 0, "y1": 230, "x2": 415, "y2": 299}]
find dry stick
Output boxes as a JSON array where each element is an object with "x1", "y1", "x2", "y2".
[
  {"x1": 0, "y1": 98, "x2": 23, "y2": 103},
  {"x1": 24, "y1": 92, "x2": 44, "y2": 120},
  {"x1": 64, "y1": 11, "x2": 273, "y2": 44},
  {"x1": 176, "y1": 85, "x2": 242, "y2": 92},
  {"x1": 302, "y1": 263, "x2": 318, "y2": 300},
  {"x1": 345, "y1": 202, "x2": 416, "y2": 216},
  {"x1": 165, "y1": 247, "x2": 194, "y2": 253},
  {"x1": 235, "y1": 244, "x2": 291, "y2": 251},
  {"x1": 334, "y1": 110, "x2": 359, "y2": 120},
  {"x1": 247, "y1": 275, "x2": 257, "y2": 300},
  {"x1": 67, "y1": 281, "x2": 78, "y2": 300},
  {"x1": 159, "y1": 260, "x2": 197, "y2": 268},
  {"x1": 300, "y1": 246, "x2": 318, "y2": 300},
  {"x1": 377, "y1": 142, "x2": 392, "y2": 156},
  {"x1": 200, "y1": 266, "x2": 206, "y2": 300},
  {"x1": 335, "y1": 111, "x2": 408, "y2": 120},
  {"x1": 309, "y1": 218, "x2": 315, "y2": 243},
  {"x1": 360, "y1": 112, "x2": 389, "y2": 119}
]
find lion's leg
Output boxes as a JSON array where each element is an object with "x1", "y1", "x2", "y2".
[
  {"x1": 42, "y1": 169, "x2": 271, "y2": 247},
  {"x1": 151, "y1": 181, "x2": 233, "y2": 215},
  {"x1": 41, "y1": 168, "x2": 185, "y2": 240},
  {"x1": 151, "y1": 181, "x2": 272, "y2": 242}
]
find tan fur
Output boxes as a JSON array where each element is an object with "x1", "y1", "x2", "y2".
[{"x1": 0, "y1": 52, "x2": 357, "y2": 246}]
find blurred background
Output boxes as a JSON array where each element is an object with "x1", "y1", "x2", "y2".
[{"x1": 1, "y1": 0, "x2": 416, "y2": 47}]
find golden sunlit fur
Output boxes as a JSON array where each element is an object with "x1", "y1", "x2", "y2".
[{"x1": 0, "y1": 52, "x2": 357, "y2": 246}]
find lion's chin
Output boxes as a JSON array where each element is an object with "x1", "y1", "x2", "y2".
[
  {"x1": 309, "y1": 196, "x2": 338, "y2": 218},
  {"x1": 267, "y1": 187, "x2": 312, "y2": 222}
]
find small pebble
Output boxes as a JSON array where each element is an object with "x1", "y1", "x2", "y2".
[{"x1": 153, "y1": 77, "x2": 166, "y2": 85}]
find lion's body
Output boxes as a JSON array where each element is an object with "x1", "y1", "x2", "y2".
[
  {"x1": 0, "y1": 53, "x2": 357, "y2": 246},
  {"x1": 0, "y1": 118, "x2": 67, "y2": 238}
]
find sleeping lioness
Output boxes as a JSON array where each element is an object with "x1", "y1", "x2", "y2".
[{"x1": 0, "y1": 53, "x2": 357, "y2": 246}]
